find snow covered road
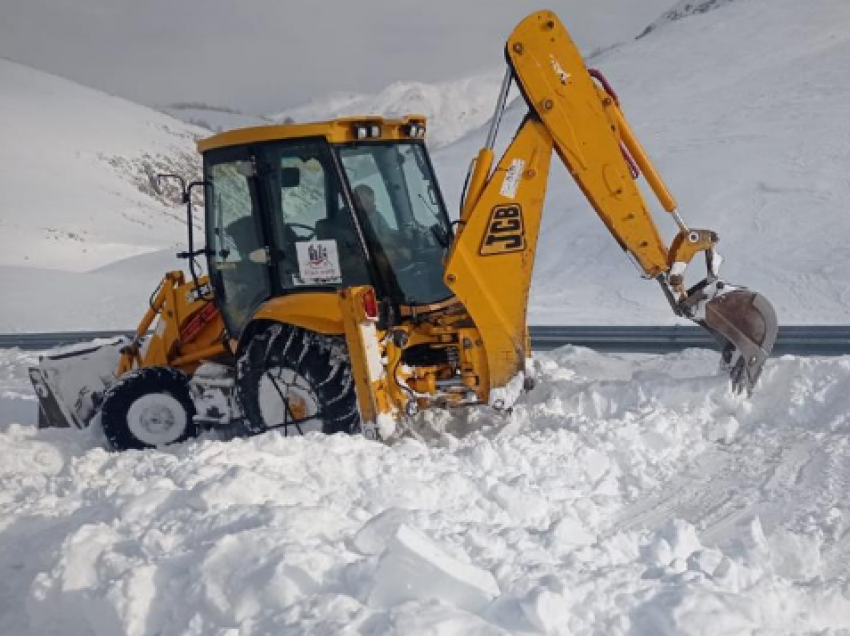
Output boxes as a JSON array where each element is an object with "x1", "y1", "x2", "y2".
[{"x1": 3, "y1": 347, "x2": 850, "y2": 635}]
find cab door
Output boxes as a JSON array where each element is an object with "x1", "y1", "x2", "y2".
[{"x1": 205, "y1": 147, "x2": 272, "y2": 336}]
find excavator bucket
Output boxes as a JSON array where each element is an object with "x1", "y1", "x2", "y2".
[{"x1": 701, "y1": 289, "x2": 778, "y2": 394}]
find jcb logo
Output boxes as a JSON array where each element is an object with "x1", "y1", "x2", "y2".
[{"x1": 480, "y1": 204, "x2": 526, "y2": 256}]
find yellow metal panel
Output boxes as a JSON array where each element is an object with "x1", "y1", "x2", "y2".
[
  {"x1": 507, "y1": 11, "x2": 669, "y2": 277},
  {"x1": 445, "y1": 117, "x2": 553, "y2": 390},
  {"x1": 609, "y1": 103, "x2": 678, "y2": 213},
  {"x1": 197, "y1": 115, "x2": 428, "y2": 153},
  {"x1": 338, "y1": 286, "x2": 398, "y2": 439},
  {"x1": 251, "y1": 293, "x2": 345, "y2": 335},
  {"x1": 119, "y1": 272, "x2": 226, "y2": 377}
]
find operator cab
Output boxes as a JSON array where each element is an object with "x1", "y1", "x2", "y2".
[{"x1": 199, "y1": 117, "x2": 454, "y2": 335}]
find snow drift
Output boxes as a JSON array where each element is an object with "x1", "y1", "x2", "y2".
[{"x1": 3, "y1": 345, "x2": 850, "y2": 634}]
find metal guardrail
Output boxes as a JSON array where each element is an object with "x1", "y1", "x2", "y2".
[
  {"x1": 0, "y1": 331, "x2": 133, "y2": 351},
  {"x1": 529, "y1": 325, "x2": 850, "y2": 355},
  {"x1": 2, "y1": 327, "x2": 850, "y2": 355}
]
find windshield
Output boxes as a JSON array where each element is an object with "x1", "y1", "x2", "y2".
[{"x1": 337, "y1": 142, "x2": 453, "y2": 306}]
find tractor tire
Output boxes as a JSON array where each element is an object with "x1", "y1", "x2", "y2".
[
  {"x1": 236, "y1": 324, "x2": 360, "y2": 437},
  {"x1": 100, "y1": 366, "x2": 199, "y2": 451}
]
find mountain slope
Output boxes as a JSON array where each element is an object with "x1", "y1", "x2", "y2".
[
  {"x1": 0, "y1": 59, "x2": 203, "y2": 272},
  {"x1": 638, "y1": 0, "x2": 743, "y2": 37},
  {"x1": 159, "y1": 103, "x2": 274, "y2": 132},
  {"x1": 274, "y1": 71, "x2": 505, "y2": 149}
]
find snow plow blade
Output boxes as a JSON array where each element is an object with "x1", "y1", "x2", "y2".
[
  {"x1": 702, "y1": 289, "x2": 778, "y2": 394},
  {"x1": 29, "y1": 338, "x2": 126, "y2": 429}
]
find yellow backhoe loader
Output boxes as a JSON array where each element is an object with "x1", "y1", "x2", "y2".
[{"x1": 30, "y1": 10, "x2": 777, "y2": 450}]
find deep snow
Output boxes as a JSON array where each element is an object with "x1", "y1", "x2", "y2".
[
  {"x1": 3, "y1": 0, "x2": 850, "y2": 633},
  {"x1": 4, "y1": 346, "x2": 850, "y2": 634}
]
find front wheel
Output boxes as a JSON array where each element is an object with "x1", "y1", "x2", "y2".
[
  {"x1": 100, "y1": 367, "x2": 199, "y2": 451},
  {"x1": 235, "y1": 324, "x2": 360, "y2": 437}
]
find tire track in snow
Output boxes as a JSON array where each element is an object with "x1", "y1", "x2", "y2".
[{"x1": 611, "y1": 425, "x2": 850, "y2": 580}]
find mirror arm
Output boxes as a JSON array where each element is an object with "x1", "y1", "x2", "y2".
[{"x1": 183, "y1": 180, "x2": 211, "y2": 293}]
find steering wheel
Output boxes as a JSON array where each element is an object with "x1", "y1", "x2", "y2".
[{"x1": 287, "y1": 223, "x2": 315, "y2": 240}]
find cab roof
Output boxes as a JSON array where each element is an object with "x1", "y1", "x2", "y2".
[{"x1": 196, "y1": 115, "x2": 428, "y2": 153}]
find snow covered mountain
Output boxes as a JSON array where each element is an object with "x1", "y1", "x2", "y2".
[
  {"x1": 0, "y1": 59, "x2": 203, "y2": 273},
  {"x1": 273, "y1": 71, "x2": 506, "y2": 149},
  {"x1": 159, "y1": 102, "x2": 274, "y2": 132},
  {"x1": 638, "y1": 0, "x2": 743, "y2": 38}
]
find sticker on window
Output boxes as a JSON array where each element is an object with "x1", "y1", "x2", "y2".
[{"x1": 295, "y1": 240, "x2": 342, "y2": 285}]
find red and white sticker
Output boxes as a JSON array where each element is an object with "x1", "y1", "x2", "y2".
[{"x1": 295, "y1": 240, "x2": 342, "y2": 285}]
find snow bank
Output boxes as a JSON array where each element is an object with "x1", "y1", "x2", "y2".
[{"x1": 4, "y1": 346, "x2": 850, "y2": 634}]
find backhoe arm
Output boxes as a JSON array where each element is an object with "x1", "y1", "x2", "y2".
[{"x1": 445, "y1": 10, "x2": 777, "y2": 397}]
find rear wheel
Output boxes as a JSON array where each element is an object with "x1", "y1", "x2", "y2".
[
  {"x1": 100, "y1": 367, "x2": 199, "y2": 451},
  {"x1": 236, "y1": 324, "x2": 360, "y2": 437}
]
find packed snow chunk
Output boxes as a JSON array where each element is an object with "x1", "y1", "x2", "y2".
[
  {"x1": 631, "y1": 587, "x2": 759, "y2": 636},
  {"x1": 369, "y1": 524, "x2": 500, "y2": 613},
  {"x1": 385, "y1": 599, "x2": 511, "y2": 636},
  {"x1": 731, "y1": 516, "x2": 772, "y2": 569},
  {"x1": 707, "y1": 415, "x2": 740, "y2": 444},
  {"x1": 490, "y1": 482, "x2": 550, "y2": 529},
  {"x1": 520, "y1": 587, "x2": 573, "y2": 634},
  {"x1": 353, "y1": 508, "x2": 421, "y2": 556},
  {"x1": 548, "y1": 515, "x2": 596, "y2": 553},
  {"x1": 767, "y1": 528, "x2": 823, "y2": 581},
  {"x1": 641, "y1": 520, "x2": 704, "y2": 570}
]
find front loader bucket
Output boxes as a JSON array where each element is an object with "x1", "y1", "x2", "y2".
[
  {"x1": 701, "y1": 289, "x2": 778, "y2": 394},
  {"x1": 29, "y1": 338, "x2": 127, "y2": 429}
]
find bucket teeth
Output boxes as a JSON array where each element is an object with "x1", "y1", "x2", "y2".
[{"x1": 701, "y1": 289, "x2": 778, "y2": 394}]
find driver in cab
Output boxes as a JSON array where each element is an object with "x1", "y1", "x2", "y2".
[{"x1": 353, "y1": 184, "x2": 411, "y2": 260}]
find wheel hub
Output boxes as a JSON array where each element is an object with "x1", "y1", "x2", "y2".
[
  {"x1": 258, "y1": 368, "x2": 321, "y2": 434},
  {"x1": 126, "y1": 393, "x2": 188, "y2": 446}
]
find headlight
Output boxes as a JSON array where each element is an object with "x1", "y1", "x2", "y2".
[
  {"x1": 406, "y1": 123, "x2": 426, "y2": 138},
  {"x1": 353, "y1": 123, "x2": 381, "y2": 139}
]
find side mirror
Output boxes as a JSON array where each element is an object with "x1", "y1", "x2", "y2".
[
  {"x1": 146, "y1": 169, "x2": 163, "y2": 196},
  {"x1": 148, "y1": 171, "x2": 189, "y2": 204},
  {"x1": 280, "y1": 167, "x2": 301, "y2": 188}
]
